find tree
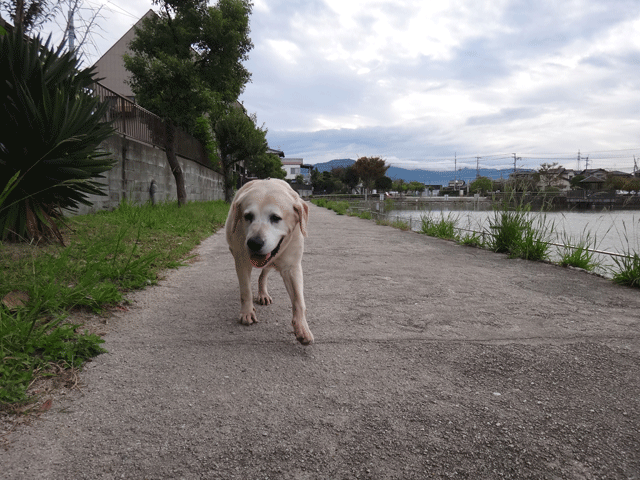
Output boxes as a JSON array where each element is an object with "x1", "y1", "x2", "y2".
[
  {"x1": 352, "y1": 156, "x2": 389, "y2": 198},
  {"x1": 624, "y1": 178, "x2": 640, "y2": 194},
  {"x1": 1, "y1": 0, "x2": 105, "y2": 63},
  {"x1": 247, "y1": 152, "x2": 286, "y2": 181},
  {"x1": 0, "y1": 28, "x2": 115, "y2": 242},
  {"x1": 604, "y1": 175, "x2": 627, "y2": 192},
  {"x1": 375, "y1": 176, "x2": 393, "y2": 192},
  {"x1": 407, "y1": 181, "x2": 426, "y2": 195},
  {"x1": 469, "y1": 176, "x2": 493, "y2": 194},
  {"x1": 0, "y1": 0, "x2": 57, "y2": 32},
  {"x1": 212, "y1": 106, "x2": 269, "y2": 202},
  {"x1": 538, "y1": 162, "x2": 564, "y2": 191},
  {"x1": 331, "y1": 166, "x2": 358, "y2": 192},
  {"x1": 570, "y1": 175, "x2": 585, "y2": 189},
  {"x1": 53, "y1": 0, "x2": 106, "y2": 64},
  {"x1": 124, "y1": 0, "x2": 253, "y2": 205}
]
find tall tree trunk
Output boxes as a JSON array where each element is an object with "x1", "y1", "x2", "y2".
[
  {"x1": 15, "y1": 0, "x2": 24, "y2": 28},
  {"x1": 164, "y1": 122, "x2": 187, "y2": 206},
  {"x1": 222, "y1": 156, "x2": 235, "y2": 202}
]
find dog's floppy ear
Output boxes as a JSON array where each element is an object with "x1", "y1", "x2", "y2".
[
  {"x1": 230, "y1": 199, "x2": 244, "y2": 234},
  {"x1": 295, "y1": 200, "x2": 309, "y2": 237}
]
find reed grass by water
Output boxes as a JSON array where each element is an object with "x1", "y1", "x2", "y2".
[{"x1": 312, "y1": 198, "x2": 640, "y2": 288}]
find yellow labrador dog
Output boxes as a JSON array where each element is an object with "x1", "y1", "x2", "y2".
[{"x1": 225, "y1": 179, "x2": 313, "y2": 345}]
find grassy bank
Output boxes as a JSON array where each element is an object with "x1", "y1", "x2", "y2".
[
  {"x1": 311, "y1": 199, "x2": 640, "y2": 288},
  {"x1": 0, "y1": 200, "x2": 229, "y2": 405}
]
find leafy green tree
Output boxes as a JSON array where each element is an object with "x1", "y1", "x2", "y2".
[
  {"x1": 375, "y1": 176, "x2": 393, "y2": 192},
  {"x1": 393, "y1": 179, "x2": 407, "y2": 194},
  {"x1": 124, "y1": 0, "x2": 253, "y2": 205},
  {"x1": 624, "y1": 178, "x2": 640, "y2": 194},
  {"x1": 212, "y1": 107, "x2": 269, "y2": 201},
  {"x1": 0, "y1": 29, "x2": 115, "y2": 242},
  {"x1": 353, "y1": 156, "x2": 389, "y2": 197},
  {"x1": 247, "y1": 152, "x2": 286, "y2": 181},
  {"x1": 469, "y1": 176, "x2": 493, "y2": 194},
  {"x1": 407, "y1": 181, "x2": 426, "y2": 194},
  {"x1": 604, "y1": 175, "x2": 627, "y2": 192},
  {"x1": 570, "y1": 174, "x2": 585, "y2": 189}
]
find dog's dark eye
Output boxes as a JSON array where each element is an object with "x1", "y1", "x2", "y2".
[
  {"x1": 244, "y1": 212, "x2": 254, "y2": 222},
  {"x1": 270, "y1": 214, "x2": 281, "y2": 223}
]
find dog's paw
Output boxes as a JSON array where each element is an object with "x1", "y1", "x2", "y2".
[
  {"x1": 239, "y1": 307, "x2": 257, "y2": 325},
  {"x1": 257, "y1": 293, "x2": 272, "y2": 305},
  {"x1": 292, "y1": 324, "x2": 314, "y2": 346}
]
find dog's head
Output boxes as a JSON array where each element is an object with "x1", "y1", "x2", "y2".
[{"x1": 230, "y1": 179, "x2": 309, "y2": 268}]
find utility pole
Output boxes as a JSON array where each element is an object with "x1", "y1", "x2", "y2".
[
  {"x1": 584, "y1": 156, "x2": 590, "y2": 170},
  {"x1": 513, "y1": 153, "x2": 520, "y2": 172},
  {"x1": 577, "y1": 150, "x2": 581, "y2": 171},
  {"x1": 66, "y1": 3, "x2": 77, "y2": 52},
  {"x1": 476, "y1": 156, "x2": 481, "y2": 178},
  {"x1": 454, "y1": 153, "x2": 457, "y2": 189}
]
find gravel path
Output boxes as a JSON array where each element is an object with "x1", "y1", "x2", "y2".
[{"x1": 2, "y1": 203, "x2": 640, "y2": 479}]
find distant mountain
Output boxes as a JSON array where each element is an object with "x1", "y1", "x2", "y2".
[
  {"x1": 310, "y1": 159, "x2": 517, "y2": 185},
  {"x1": 312, "y1": 159, "x2": 356, "y2": 172}
]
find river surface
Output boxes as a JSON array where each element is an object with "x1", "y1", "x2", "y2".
[{"x1": 380, "y1": 204, "x2": 640, "y2": 276}]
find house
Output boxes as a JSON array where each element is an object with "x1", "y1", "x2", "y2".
[
  {"x1": 282, "y1": 158, "x2": 311, "y2": 182},
  {"x1": 92, "y1": 10, "x2": 285, "y2": 183},
  {"x1": 537, "y1": 166, "x2": 574, "y2": 192},
  {"x1": 92, "y1": 9, "x2": 156, "y2": 99}
]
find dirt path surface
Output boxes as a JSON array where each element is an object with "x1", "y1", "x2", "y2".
[{"x1": 2, "y1": 203, "x2": 640, "y2": 479}]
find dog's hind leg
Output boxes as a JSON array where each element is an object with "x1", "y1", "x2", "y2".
[
  {"x1": 257, "y1": 266, "x2": 274, "y2": 305},
  {"x1": 234, "y1": 255, "x2": 257, "y2": 325},
  {"x1": 280, "y1": 264, "x2": 314, "y2": 345}
]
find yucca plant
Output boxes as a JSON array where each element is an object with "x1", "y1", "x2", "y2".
[{"x1": 0, "y1": 28, "x2": 115, "y2": 243}]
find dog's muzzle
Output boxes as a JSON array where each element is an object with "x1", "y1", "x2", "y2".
[{"x1": 247, "y1": 236, "x2": 284, "y2": 269}]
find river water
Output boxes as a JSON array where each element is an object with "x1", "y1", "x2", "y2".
[{"x1": 380, "y1": 204, "x2": 640, "y2": 276}]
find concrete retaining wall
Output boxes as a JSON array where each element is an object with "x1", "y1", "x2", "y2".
[{"x1": 75, "y1": 134, "x2": 225, "y2": 215}]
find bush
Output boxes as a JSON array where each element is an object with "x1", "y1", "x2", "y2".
[{"x1": 0, "y1": 29, "x2": 115, "y2": 242}]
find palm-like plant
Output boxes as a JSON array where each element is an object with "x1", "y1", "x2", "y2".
[{"x1": 0, "y1": 28, "x2": 115, "y2": 242}]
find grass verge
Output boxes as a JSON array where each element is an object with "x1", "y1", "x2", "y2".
[
  {"x1": 310, "y1": 198, "x2": 349, "y2": 215},
  {"x1": 311, "y1": 198, "x2": 640, "y2": 289},
  {"x1": 0, "y1": 199, "x2": 229, "y2": 405}
]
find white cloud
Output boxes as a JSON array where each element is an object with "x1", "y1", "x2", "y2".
[{"x1": 31, "y1": 0, "x2": 640, "y2": 172}]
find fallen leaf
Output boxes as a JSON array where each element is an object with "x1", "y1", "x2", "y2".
[
  {"x1": 40, "y1": 399, "x2": 52, "y2": 412},
  {"x1": 2, "y1": 290, "x2": 29, "y2": 310}
]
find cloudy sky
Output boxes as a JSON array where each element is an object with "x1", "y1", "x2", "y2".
[{"x1": 30, "y1": 0, "x2": 640, "y2": 172}]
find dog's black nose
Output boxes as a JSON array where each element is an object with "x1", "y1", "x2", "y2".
[{"x1": 247, "y1": 236, "x2": 265, "y2": 252}]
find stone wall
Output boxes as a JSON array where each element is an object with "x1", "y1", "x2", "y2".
[{"x1": 75, "y1": 134, "x2": 225, "y2": 215}]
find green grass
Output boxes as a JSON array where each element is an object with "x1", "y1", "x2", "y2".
[
  {"x1": 0, "y1": 199, "x2": 229, "y2": 404},
  {"x1": 375, "y1": 218, "x2": 410, "y2": 230},
  {"x1": 349, "y1": 210, "x2": 373, "y2": 220},
  {"x1": 419, "y1": 212, "x2": 459, "y2": 240},
  {"x1": 487, "y1": 203, "x2": 554, "y2": 261},
  {"x1": 611, "y1": 221, "x2": 640, "y2": 288},
  {"x1": 311, "y1": 195, "x2": 640, "y2": 289},
  {"x1": 557, "y1": 229, "x2": 602, "y2": 272},
  {"x1": 310, "y1": 198, "x2": 350, "y2": 215}
]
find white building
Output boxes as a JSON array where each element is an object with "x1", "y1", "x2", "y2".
[{"x1": 282, "y1": 158, "x2": 308, "y2": 181}]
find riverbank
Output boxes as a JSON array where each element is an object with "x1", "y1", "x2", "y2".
[{"x1": 1, "y1": 203, "x2": 639, "y2": 479}]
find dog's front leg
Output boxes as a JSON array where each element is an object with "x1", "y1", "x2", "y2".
[
  {"x1": 234, "y1": 255, "x2": 257, "y2": 325},
  {"x1": 280, "y1": 264, "x2": 314, "y2": 345},
  {"x1": 257, "y1": 266, "x2": 273, "y2": 305}
]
